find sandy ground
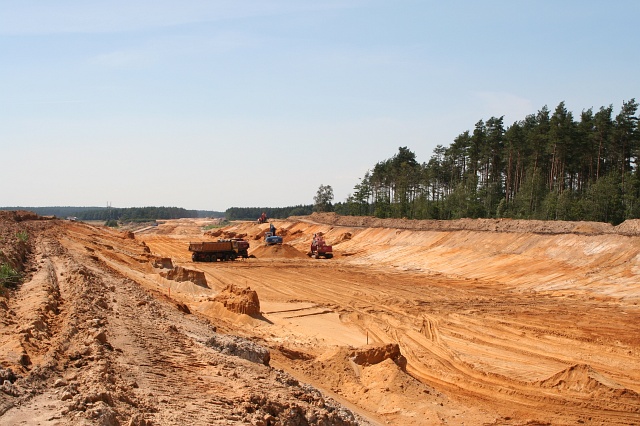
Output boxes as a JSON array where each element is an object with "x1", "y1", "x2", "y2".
[{"x1": 1, "y1": 212, "x2": 640, "y2": 425}]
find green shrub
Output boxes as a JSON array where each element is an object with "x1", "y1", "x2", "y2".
[
  {"x1": 203, "y1": 221, "x2": 228, "y2": 230},
  {"x1": 0, "y1": 263, "x2": 21, "y2": 289},
  {"x1": 105, "y1": 219, "x2": 119, "y2": 228},
  {"x1": 16, "y1": 230, "x2": 28, "y2": 243}
]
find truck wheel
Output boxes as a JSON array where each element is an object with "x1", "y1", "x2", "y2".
[
  {"x1": 192, "y1": 253, "x2": 197, "y2": 262},
  {"x1": 211, "y1": 255, "x2": 217, "y2": 262}
]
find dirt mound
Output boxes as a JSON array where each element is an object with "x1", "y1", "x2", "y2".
[
  {"x1": 150, "y1": 257, "x2": 173, "y2": 269},
  {"x1": 213, "y1": 284, "x2": 260, "y2": 315},
  {"x1": 206, "y1": 333, "x2": 270, "y2": 366},
  {"x1": 205, "y1": 229, "x2": 223, "y2": 237},
  {"x1": 335, "y1": 232, "x2": 352, "y2": 243},
  {"x1": 160, "y1": 266, "x2": 207, "y2": 287},
  {"x1": 351, "y1": 343, "x2": 406, "y2": 369},
  {"x1": 295, "y1": 345, "x2": 446, "y2": 424},
  {"x1": 204, "y1": 229, "x2": 248, "y2": 241},
  {"x1": 615, "y1": 219, "x2": 640, "y2": 235},
  {"x1": 539, "y1": 364, "x2": 631, "y2": 394},
  {"x1": 250, "y1": 244, "x2": 307, "y2": 259},
  {"x1": 0, "y1": 211, "x2": 43, "y2": 223}
]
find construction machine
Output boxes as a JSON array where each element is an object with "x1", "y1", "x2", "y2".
[
  {"x1": 264, "y1": 222, "x2": 283, "y2": 245},
  {"x1": 309, "y1": 233, "x2": 333, "y2": 259}
]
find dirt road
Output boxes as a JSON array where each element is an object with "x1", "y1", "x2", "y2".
[{"x1": 1, "y1": 211, "x2": 639, "y2": 425}]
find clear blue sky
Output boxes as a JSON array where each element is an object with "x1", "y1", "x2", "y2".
[{"x1": 1, "y1": 1, "x2": 638, "y2": 211}]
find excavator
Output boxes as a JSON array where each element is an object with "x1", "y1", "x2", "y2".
[
  {"x1": 309, "y1": 233, "x2": 333, "y2": 259},
  {"x1": 264, "y1": 222, "x2": 283, "y2": 245}
]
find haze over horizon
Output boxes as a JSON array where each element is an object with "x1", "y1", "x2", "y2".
[{"x1": 1, "y1": 1, "x2": 638, "y2": 211}]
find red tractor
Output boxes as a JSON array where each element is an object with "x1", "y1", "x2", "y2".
[
  {"x1": 309, "y1": 233, "x2": 333, "y2": 259},
  {"x1": 257, "y1": 212, "x2": 267, "y2": 224}
]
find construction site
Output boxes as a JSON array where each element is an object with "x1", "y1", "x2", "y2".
[{"x1": 1, "y1": 210, "x2": 639, "y2": 425}]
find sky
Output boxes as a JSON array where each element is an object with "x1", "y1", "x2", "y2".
[{"x1": 1, "y1": 0, "x2": 638, "y2": 211}]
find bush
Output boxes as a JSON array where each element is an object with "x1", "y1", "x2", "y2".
[
  {"x1": 203, "y1": 221, "x2": 229, "y2": 230},
  {"x1": 16, "y1": 230, "x2": 28, "y2": 243},
  {"x1": 0, "y1": 263, "x2": 21, "y2": 289}
]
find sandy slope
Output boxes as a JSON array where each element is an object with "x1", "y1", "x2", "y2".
[
  {"x1": 0, "y1": 214, "x2": 367, "y2": 425},
  {"x1": 1, "y1": 212, "x2": 640, "y2": 425}
]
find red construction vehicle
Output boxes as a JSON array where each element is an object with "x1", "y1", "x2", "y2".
[
  {"x1": 257, "y1": 212, "x2": 267, "y2": 224},
  {"x1": 309, "y1": 233, "x2": 333, "y2": 259}
]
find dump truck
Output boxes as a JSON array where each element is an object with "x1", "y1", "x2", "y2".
[
  {"x1": 189, "y1": 239, "x2": 249, "y2": 262},
  {"x1": 309, "y1": 233, "x2": 333, "y2": 259}
]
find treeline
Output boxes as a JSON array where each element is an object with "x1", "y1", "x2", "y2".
[
  {"x1": 225, "y1": 205, "x2": 313, "y2": 221},
  {"x1": 0, "y1": 206, "x2": 102, "y2": 217},
  {"x1": 78, "y1": 207, "x2": 201, "y2": 221},
  {"x1": 343, "y1": 99, "x2": 639, "y2": 225},
  {"x1": 0, "y1": 206, "x2": 224, "y2": 221}
]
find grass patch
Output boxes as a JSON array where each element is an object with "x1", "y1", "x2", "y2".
[
  {"x1": 203, "y1": 221, "x2": 229, "y2": 230},
  {"x1": 0, "y1": 263, "x2": 21, "y2": 289},
  {"x1": 16, "y1": 230, "x2": 28, "y2": 243}
]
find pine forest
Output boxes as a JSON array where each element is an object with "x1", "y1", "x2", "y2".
[{"x1": 341, "y1": 99, "x2": 639, "y2": 225}]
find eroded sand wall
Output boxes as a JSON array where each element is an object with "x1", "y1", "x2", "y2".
[{"x1": 224, "y1": 215, "x2": 640, "y2": 300}]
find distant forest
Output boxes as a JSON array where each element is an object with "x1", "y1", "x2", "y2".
[
  {"x1": 337, "y1": 99, "x2": 640, "y2": 225},
  {"x1": 225, "y1": 205, "x2": 314, "y2": 221},
  {"x1": 0, "y1": 206, "x2": 224, "y2": 221}
]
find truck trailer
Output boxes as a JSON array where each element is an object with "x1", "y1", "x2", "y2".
[{"x1": 189, "y1": 239, "x2": 249, "y2": 262}]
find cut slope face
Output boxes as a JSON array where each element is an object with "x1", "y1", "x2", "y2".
[
  {"x1": 159, "y1": 265, "x2": 208, "y2": 287},
  {"x1": 222, "y1": 214, "x2": 640, "y2": 300}
]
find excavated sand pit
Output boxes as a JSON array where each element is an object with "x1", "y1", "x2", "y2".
[{"x1": 1, "y1": 212, "x2": 640, "y2": 425}]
